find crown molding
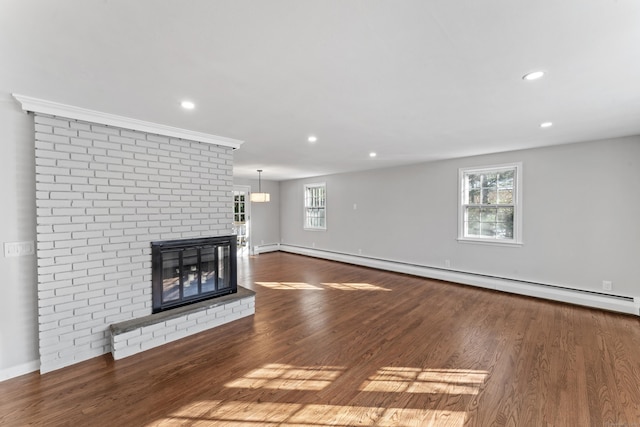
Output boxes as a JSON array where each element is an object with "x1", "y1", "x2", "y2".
[{"x1": 12, "y1": 94, "x2": 243, "y2": 150}]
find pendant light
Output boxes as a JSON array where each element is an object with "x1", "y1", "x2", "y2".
[{"x1": 250, "y1": 169, "x2": 270, "y2": 203}]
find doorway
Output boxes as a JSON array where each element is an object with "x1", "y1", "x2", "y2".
[{"x1": 232, "y1": 185, "x2": 251, "y2": 257}]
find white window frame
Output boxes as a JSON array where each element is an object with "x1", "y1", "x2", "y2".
[
  {"x1": 304, "y1": 182, "x2": 327, "y2": 231},
  {"x1": 458, "y1": 162, "x2": 523, "y2": 246}
]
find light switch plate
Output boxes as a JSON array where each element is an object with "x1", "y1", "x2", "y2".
[{"x1": 4, "y1": 241, "x2": 35, "y2": 257}]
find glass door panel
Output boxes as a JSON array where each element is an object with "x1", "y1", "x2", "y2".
[
  {"x1": 162, "y1": 251, "x2": 181, "y2": 303},
  {"x1": 182, "y1": 248, "x2": 199, "y2": 298},
  {"x1": 218, "y1": 245, "x2": 230, "y2": 289},
  {"x1": 200, "y1": 246, "x2": 217, "y2": 293}
]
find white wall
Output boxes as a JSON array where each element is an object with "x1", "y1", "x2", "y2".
[
  {"x1": 0, "y1": 93, "x2": 39, "y2": 379},
  {"x1": 0, "y1": 90, "x2": 237, "y2": 379},
  {"x1": 233, "y1": 177, "x2": 280, "y2": 251},
  {"x1": 280, "y1": 137, "x2": 640, "y2": 298},
  {"x1": 33, "y1": 112, "x2": 234, "y2": 373}
]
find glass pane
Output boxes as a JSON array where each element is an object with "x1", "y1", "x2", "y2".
[
  {"x1": 481, "y1": 207, "x2": 497, "y2": 222},
  {"x1": 483, "y1": 189, "x2": 497, "y2": 204},
  {"x1": 497, "y1": 189, "x2": 513, "y2": 204},
  {"x1": 182, "y1": 248, "x2": 199, "y2": 298},
  {"x1": 466, "y1": 221, "x2": 481, "y2": 236},
  {"x1": 162, "y1": 251, "x2": 181, "y2": 303},
  {"x1": 466, "y1": 207, "x2": 481, "y2": 222},
  {"x1": 481, "y1": 222, "x2": 496, "y2": 237},
  {"x1": 483, "y1": 173, "x2": 497, "y2": 188},
  {"x1": 498, "y1": 170, "x2": 514, "y2": 188},
  {"x1": 495, "y1": 222, "x2": 514, "y2": 239},
  {"x1": 201, "y1": 246, "x2": 216, "y2": 293},
  {"x1": 467, "y1": 174, "x2": 481, "y2": 189},
  {"x1": 468, "y1": 189, "x2": 480, "y2": 204},
  {"x1": 218, "y1": 245, "x2": 230, "y2": 289},
  {"x1": 497, "y1": 207, "x2": 514, "y2": 223},
  {"x1": 504, "y1": 222, "x2": 514, "y2": 238}
]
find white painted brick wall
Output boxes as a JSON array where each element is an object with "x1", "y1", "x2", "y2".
[
  {"x1": 110, "y1": 295, "x2": 255, "y2": 360},
  {"x1": 34, "y1": 113, "x2": 234, "y2": 373}
]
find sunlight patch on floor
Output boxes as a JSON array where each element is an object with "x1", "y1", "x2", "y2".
[
  {"x1": 255, "y1": 282, "x2": 323, "y2": 290},
  {"x1": 359, "y1": 367, "x2": 488, "y2": 395},
  {"x1": 255, "y1": 282, "x2": 390, "y2": 291},
  {"x1": 152, "y1": 400, "x2": 466, "y2": 427},
  {"x1": 149, "y1": 364, "x2": 481, "y2": 426},
  {"x1": 322, "y1": 282, "x2": 391, "y2": 291},
  {"x1": 224, "y1": 363, "x2": 346, "y2": 391}
]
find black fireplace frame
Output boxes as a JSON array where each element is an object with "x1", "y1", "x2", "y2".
[{"x1": 151, "y1": 236, "x2": 237, "y2": 313}]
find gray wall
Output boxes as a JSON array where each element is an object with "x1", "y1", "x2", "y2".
[
  {"x1": 0, "y1": 94, "x2": 39, "y2": 378},
  {"x1": 233, "y1": 177, "x2": 280, "y2": 249},
  {"x1": 280, "y1": 137, "x2": 640, "y2": 297}
]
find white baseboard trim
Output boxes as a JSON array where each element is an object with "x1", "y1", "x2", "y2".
[
  {"x1": 0, "y1": 360, "x2": 40, "y2": 382},
  {"x1": 254, "y1": 243, "x2": 281, "y2": 255},
  {"x1": 279, "y1": 245, "x2": 640, "y2": 316}
]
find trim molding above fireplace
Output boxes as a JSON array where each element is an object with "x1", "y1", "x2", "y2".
[
  {"x1": 152, "y1": 236, "x2": 237, "y2": 313},
  {"x1": 13, "y1": 93, "x2": 243, "y2": 149}
]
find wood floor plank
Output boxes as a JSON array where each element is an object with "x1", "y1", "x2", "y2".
[{"x1": 1, "y1": 252, "x2": 639, "y2": 426}]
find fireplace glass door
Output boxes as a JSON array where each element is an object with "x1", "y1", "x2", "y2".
[
  {"x1": 152, "y1": 236, "x2": 237, "y2": 313},
  {"x1": 162, "y1": 250, "x2": 181, "y2": 304}
]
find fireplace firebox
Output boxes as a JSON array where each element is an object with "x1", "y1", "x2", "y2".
[{"x1": 151, "y1": 236, "x2": 237, "y2": 313}]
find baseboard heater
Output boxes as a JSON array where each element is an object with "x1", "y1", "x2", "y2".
[
  {"x1": 278, "y1": 244, "x2": 640, "y2": 316},
  {"x1": 253, "y1": 243, "x2": 281, "y2": 255}
]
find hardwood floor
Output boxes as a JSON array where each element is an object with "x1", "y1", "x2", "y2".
[{"x1": 1, "y1": 252, "x2": 639, "y2": 426}]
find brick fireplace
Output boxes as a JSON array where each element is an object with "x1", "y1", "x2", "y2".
[{"x1": 18, "y1": 95, "x2": 253, "y2": 373}]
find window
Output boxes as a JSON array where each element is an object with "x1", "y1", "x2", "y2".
[
  {"x1": 459, "y1": 163, "x2": 522, "y2": 244},
  {"x1": 233, "y1": 191, "x2": 246, "y2": 223},
  {"x1": 232, "y1": 188, "x2": 250, "y2": 250},
  {"x1": 304, "y1": 183, "x2": 326, "y2": 230}
]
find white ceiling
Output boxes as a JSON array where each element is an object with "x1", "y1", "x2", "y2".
[{"x1": 2, "y1": 1, "x2": 639, "y2": 181}]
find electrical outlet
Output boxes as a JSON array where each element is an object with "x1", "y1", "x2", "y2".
[
  {"x1": 358, "y1": 249, "x2": 362, "y2": 255},
  {"x1": 445, "y1": 259, "x2": 451, "y2": 268},
  {"x1": 602, "y1": 280, "x2": 613, "y2": 291}
]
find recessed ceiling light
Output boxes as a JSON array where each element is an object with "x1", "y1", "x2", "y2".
[
  {"x1": 522, "y1": 71, "x2": 545, "y2": 81},
  {"x1": 308, "y1": 135, "x2": 317, "y2": 143},
  {"x1": 369, "y1": 152, "x2": 377, "y2": 158},
  {"x1": 181, "y1": 101, "x2": 195, "y2": 110},
  {"x1": 540, "y1": 122, "x2": 553, "y2": 128}
]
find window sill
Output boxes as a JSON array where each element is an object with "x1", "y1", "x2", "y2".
[
  {"x1": 304, "y1": 227, "x2": 327, "y2": 232},
  {"x1": 457, "y1": 237, "x2": 523, "y2": 247}
]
